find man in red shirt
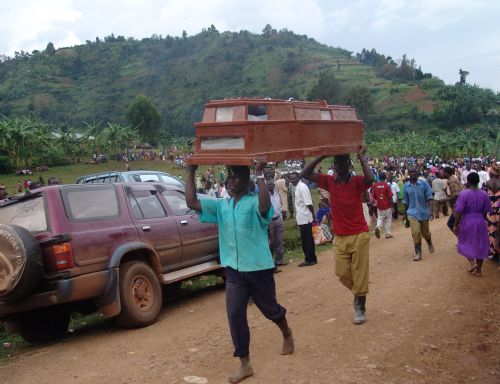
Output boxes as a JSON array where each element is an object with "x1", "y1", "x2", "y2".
[
  {"x1": 301, "y1": 146, "x2": 374, "y2": 324},
  {"x1": 370, "y1": 172, "x2": 393, "y2": 239}
]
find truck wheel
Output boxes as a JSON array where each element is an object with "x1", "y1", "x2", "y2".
[
  {"x1": 19, "y1": 306, "x2": 70, "y2": 343},
  {"x1": 117, "y1": 261, "x2": 162, "y2": 328},
  {"x1": 0, "y1": 224, "x2": 43, "y2": 302}
]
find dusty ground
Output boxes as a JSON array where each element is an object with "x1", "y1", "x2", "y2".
[{"x1": 1, "y1": 219, "x2": 499, "y2": 384}]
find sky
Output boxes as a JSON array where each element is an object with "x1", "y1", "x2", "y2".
[{"x1": 0, "y1": 0, "x2": 499, "y2": 92}]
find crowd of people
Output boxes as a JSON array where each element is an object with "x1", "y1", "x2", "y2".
[
  {"x1": 186, "y1": 149, "x2": 499, "y2": 383},
  {"x1": 0, "y1": 176, "x2": 62, "y2": 198},
  {"x1": 1, "y1": 145, "x2": 498, "y2": 383}
]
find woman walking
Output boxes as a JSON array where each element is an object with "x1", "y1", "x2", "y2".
[{"x1": 453, "y1": 173, "x2": 492, "y2": 276}]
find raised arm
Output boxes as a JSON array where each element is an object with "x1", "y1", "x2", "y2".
[
  {"x1": 255, "y1": 160, "x2": 271, "y2": 216},
  {"x1": 357, "y1": 145, "x2": 374, "y2": 185},
  {"x1": 185, "y1": 163, "x2": 202, "y2": 212},
  {"x1": 300, "y1": 156, "x2": 326, "y2": 183}
]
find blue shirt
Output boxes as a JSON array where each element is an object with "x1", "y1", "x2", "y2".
[
  {"x1": 403, "y1": 180, "x2": 433, "y2": 220},
  {"x1": 198, "y1": 192, "x2": 275, "y2": 272}
]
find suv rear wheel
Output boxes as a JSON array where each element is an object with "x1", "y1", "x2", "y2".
[
  {"x1": 117, "y1": 261, "x2": 162, "y2": 328},
  {"x1": 0, "y1": 224, "x2": 43, "y2": 302},
  {"x1": 19, "y1": 306, "x2": 70, "y2": 343}
]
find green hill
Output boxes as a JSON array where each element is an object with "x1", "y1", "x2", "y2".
[{"x1": 0, "y1": 26, "x2": 497, "y2": 144}]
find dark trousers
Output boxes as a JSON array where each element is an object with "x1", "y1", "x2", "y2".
[
  {"x1": 225, "y1": 267, "x2": 286, "y2": 357},
  {"x1": 299, "y1": 222, "x2": 317, "y2": 263},
  {"x1": 393, "y1": 202, "x2": 399, "y2": 220}
]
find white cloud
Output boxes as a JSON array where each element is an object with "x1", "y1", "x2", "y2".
[{"x1": 0, "y1": 0, "x2": 81, "y2": 53}]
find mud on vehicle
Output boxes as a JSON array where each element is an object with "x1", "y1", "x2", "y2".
[{"x1": 0, "y1": 183, "x2": 220, "y2": 343}]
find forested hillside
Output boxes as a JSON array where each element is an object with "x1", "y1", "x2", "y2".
[{"x1": 0, "y1": 25, "x2": 498, "y2": 159}]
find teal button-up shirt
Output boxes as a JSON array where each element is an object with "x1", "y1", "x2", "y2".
[
  {"x1": 198, "y1": 193, "x2": 275, "y2": 272},
  {"x1": 403, "y1": 179, "x2": 433, "y2": 220}
]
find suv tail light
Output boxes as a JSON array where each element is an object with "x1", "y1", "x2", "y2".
[{"x1": 43, "y1": 242, "x2": 75, "y2": 272}]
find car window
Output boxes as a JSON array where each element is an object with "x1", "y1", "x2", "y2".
[
  {"x1": 62, "y1": 185, "x2": 119, "y2": 220},
  {"x1": 159, "y1": 174, "x2": 184, "y2": 186},
  {"x1": 162, "y1": 190, "x2": 191, "y2": 216},
  {"x1": 0, "y1": 196, "x2": 48, "y2": 232},
  {"x1": 128, "y1": 190, "x2": 166, "y2": 219},
  {"x1": 138, "y1": 174, "x2": 160, "y2": 182}
]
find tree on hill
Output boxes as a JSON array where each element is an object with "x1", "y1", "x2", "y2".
[
  {"x1": 342, "y1": 85, "x2": 374, "y2": 119},
  {"x1": 45, "y1": 42, "x2": 56, "y2": 56},
  {"x1": 433, "y1": 84, "x2": 497, "y2": 128},
  {"x1": 125, "y1": 95, "x2": 161, "y2": 146},
  {"x1": 307, "y1": 70, "x2": 343, "y2": 104}
]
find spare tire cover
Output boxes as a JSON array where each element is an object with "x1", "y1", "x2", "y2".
[{"x1": 0, "y1": 224, "x2": 42, "y2": 301}]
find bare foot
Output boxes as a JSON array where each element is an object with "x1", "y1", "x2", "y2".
[
  {"x1": 228, "y1": 365, "x2": 253, "y2": 383},
  {"x1": 467, "y1": 264, "x2": 477, "y2": 273},
  {"x1": 281, "y1": 330, "x2": 294, "y2": 355},
  {"x1": 473, "y1": 270, "x2": 482, "y2": 277}
]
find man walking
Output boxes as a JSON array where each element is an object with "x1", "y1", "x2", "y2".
[
  {"x1": 265, "y1": 168, "x2": 288, "y2": 220},
  {"x1": 403, "y1": 167, "x2": 435, "y2": 261},
  {"x1": 301, "y1": 146, "x2": 374, "y2": 324},
  {"x1": 387, "y1": 172, "x2": 400, "y2": 220},
  {"x1": 370, "y1": 172, "x2": 393, "y2": 239},
  {"x1": 443, "y1": 166, "x2": 464, "y2": 212},
  {"x1": 267, "y1": 178, "x2": 287, "y2": 268},
  {"x1": 431, "y1": 172, "x2": 448, "y2": 218},
  {"x1": 460, "y1": 162, "x2": 476, "y2": 185},
  {"x1": 185, "y1": 162, "x2": 294, "y2": 383},
  {"x1": 289, "y1": 171, "x2": 317, "y2": 267}
]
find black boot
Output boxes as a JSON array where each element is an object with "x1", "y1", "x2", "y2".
[
  {"x1": 353, "y1": 295, "x2": 366, "y2": 324},
  {"x1": 413, "y1": 243, "x2": 422, "y2": 261},
  {"x1": 426, "y1": 240, "x2": 434, "y2": 253}
]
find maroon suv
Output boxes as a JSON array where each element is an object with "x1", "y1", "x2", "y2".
[{"x1": 0, "y1": 183, "x2": 220, "y2": 342}]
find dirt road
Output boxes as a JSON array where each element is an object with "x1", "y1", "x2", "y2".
[{"x1": 1, "y1": 219, "x2": 499, "y2": 384}]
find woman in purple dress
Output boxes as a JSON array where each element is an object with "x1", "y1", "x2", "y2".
[{"x1": 453, "y1": 172, "x2": 492, "y2": 276}]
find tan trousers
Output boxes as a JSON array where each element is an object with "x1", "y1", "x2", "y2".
[
  {"x1": 333, "y1": 232, "x2": 370, "y2": 296},
  {"x1": 408, "y1": 217, "x2": 432, "y2": 245}
]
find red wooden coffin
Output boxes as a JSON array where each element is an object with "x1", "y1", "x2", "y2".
[{"x1": 188, "y1": 98, "x2": 364, "y2": 166}]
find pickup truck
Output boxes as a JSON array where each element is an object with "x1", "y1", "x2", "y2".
[{"x1": 0, "y1": 183, "x2": 220, "y2": 342}]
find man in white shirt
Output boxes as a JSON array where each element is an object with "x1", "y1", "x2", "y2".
[
  {"x1": 289, "y1": 172, "x2": 317, "y2": 267},
  {"x1": 477, "y1": 165, "x2": 490, "y2": 189},
  {"x1": 387, "y1": 172, "x2": 400, "y2": 220},
  {"x1": 460, "y1": 162, "x2": 476, "y2": 185}
]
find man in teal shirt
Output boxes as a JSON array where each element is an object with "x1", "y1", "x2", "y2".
[{"x1": 185, "y1": 162, "x2": 294, "y2": 384}]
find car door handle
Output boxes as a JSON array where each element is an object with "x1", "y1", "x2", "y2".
[
  {"x1": 180, "y1": 220, "x2": 188, "y2": 226},
  {"x1": 142, "y1": 225, "x2": 151, "y2": 232}
]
